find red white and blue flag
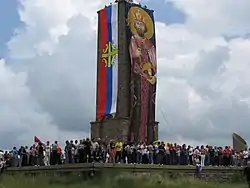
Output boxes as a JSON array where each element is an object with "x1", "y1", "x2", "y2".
[{"x1": 97, "y1": 4, "x2": 118, "y2": 120}]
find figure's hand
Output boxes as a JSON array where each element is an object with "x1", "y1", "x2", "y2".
[
  {"x1": 142, "y1": 72, "x2": 150, "y2": 79},
  {"x1": 134, "y1": 48, "x2": 141, "y2": 57},
  {"x1": 148, "y1": 76, "x2": 156, "y2": 84}
]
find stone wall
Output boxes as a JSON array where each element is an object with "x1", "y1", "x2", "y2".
[
  {"x1": 7, "y1": 163, "x2": 244, "y2": 183},
  {"x1": 94, "y1": 164, "x2": 244, "y2": 183},
  {"x1": 91, "y1": 118, "x2": 131, "y2": 141}
]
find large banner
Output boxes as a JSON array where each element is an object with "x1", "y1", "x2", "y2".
[
  {"x1": 97, "y1": 4, "x2": 119, "y2": 120},
  {"x1": 126, "y1": 4, "x2": 157, "y2": 143}
]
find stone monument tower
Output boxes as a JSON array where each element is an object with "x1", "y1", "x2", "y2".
[{"x1": 90, "y1": 0, "x2": 158, "y2": 144}]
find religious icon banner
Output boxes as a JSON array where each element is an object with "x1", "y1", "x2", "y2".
[
  {"x1": 125, "y1": 3, "x2": 157, "y2": 143},
  {"x1": 97, "y1": 4, "x2": 119, "y2": 120}
]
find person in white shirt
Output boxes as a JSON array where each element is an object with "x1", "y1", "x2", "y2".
[
  {"x1": 91, "y1": 139, "x2": 99, "y2": 162},
  {"x1": 194, "y1": 155, "x2": 202, "y2": 177},
  {"x1": 44, "y1": 141, "x2": 51, "y2": 166},
  {"x1": 0, "y1": 158, "x2": 6, "y2": 174},
  {"x1": 243, "y1": 149, "x2": 249, "y2": 166},
  {"x1": 200, "y1": 147, "x2": 206, "y2": 167},
  {"x1": 141, "y1": 146, "x2": 149, "y2": 164}
]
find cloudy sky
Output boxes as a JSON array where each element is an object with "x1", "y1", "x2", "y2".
[{"x1": 1, "y1": 0, "x2": 250, "y2": 148}]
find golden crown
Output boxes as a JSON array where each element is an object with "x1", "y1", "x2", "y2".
[{"x1": 132, "y1": 10, "x2": 146, "y2": 23}]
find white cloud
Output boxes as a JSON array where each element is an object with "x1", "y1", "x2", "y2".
[
  {"x1": 166, "y1": 0, "x2": 250, "y2": 37},
  {"x1": 1, "y1": 0, "x2": 250, "y2": 148},
  {"x1": 158, "y1": 0, "x2": 250, "y2": 145},
  {"x1": 0, "y1": 58, "x2": 89, "y2": 148}
]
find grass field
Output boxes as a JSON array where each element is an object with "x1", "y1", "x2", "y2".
[{"x1": 0, "y1": 174, "x2": 247, "y2": 188}]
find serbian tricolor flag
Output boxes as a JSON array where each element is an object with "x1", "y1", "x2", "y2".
[{"x1": 97, "y1": 4, "x2": 119, "y2": 120}]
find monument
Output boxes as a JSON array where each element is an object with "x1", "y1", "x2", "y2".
[
  {"x1": 90, "y1": 0, "x2": 158, "y2": 144},
  {"x1": 232, "y1": 133, "x2": 247, "y2": 152}
]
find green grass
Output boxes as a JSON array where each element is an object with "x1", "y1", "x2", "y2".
[{"x1": 0, "y1": 174, "x2": 247, "y2": 188}]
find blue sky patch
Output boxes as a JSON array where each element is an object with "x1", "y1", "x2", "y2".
[
  {"x1": 142, "y1": 0, "x2": 186, "y2": 24},
  {"x1": 0, "y1": 0, "x2": 21, "y2": 57},
  {"x1": 0, "y1": 0, "x2": 186, "y2": 57}
]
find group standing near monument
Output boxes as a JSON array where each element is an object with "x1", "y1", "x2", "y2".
[{"x1": 2, "y1": 138, "x2": 250, "y2": 168}]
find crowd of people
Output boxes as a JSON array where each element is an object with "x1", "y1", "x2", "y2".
[{"x1": 1, "y1": 138, "x2": 249, "y2": 168}]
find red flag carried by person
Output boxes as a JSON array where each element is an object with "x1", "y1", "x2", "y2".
[{"x1": 34, "y1": 136, "x2": 41, "y2": 143}]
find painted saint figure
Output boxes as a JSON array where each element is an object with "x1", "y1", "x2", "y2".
[
  {"x1": 128, "y1": 8, "x2": 156, "y2": 84},
  {"x1": 128, "y1": 7, "x2": 157, "y2": 143}
]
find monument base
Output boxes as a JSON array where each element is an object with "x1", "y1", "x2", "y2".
[{"x1": 90, "y1": 117, "x2": 131, "y2": 142}]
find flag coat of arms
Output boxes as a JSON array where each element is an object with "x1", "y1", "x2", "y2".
[{"x1": 97, "y1": 4, "x2": 119, "y2": 120}]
